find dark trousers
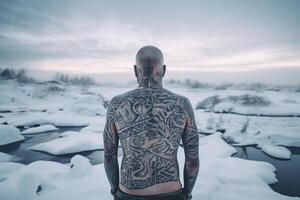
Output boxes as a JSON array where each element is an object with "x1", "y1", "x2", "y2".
[{"x1": 115, "y1": 188, "x2": 186, "y2": 200}]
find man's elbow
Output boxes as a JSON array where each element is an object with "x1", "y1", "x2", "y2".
[
  {"x1": 104, "y1": 154, "x2": 118, "y2": 165},
  {"x1": 185, "y1": 157, "x2": 199, "y2": 174}
]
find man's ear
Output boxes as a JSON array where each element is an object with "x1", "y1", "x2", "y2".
[
  {"x1": 162, "y1": 65, "x2": 166, "y2": 77},
  {"x1": 134, "y1": 65, "x2": 138, "y2": 77}
]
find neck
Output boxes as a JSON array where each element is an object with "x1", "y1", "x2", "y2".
[{"x1": 138, "y1": 75, "x2": 163, "y2": 88}]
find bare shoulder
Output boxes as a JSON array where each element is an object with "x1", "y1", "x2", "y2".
[
  {"x1": 109, "y1": 89, "x2": 140, "y2": 106},
  {"x1": 162, "y1": 88, "x2": 193, "y2": 114}
]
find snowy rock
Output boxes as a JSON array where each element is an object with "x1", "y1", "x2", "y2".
[
  {"x1": 21, "y1": 124, "x2": 58, "y2": 135},
  {"x1": 69, "y1": 155, "x2": 92, "y2": 176},
  {"x1": 0, "y1": 125, "x2": 25, "y2": 146},
  {"x1": 29, "y1": 132, "x2": 103, "y2": 155}
]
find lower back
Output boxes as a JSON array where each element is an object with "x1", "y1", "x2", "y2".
[{"x1": 119, "y1": 181, "x2": 182, "y2": 196}]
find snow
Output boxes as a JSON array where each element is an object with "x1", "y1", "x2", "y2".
[
  {"x1": 195, "y1": 92, "x2": 300, "y2": 117},
  {"x1": 0, "y1": 152, "x2": 13, "y2": 162},
  {"x1": 0, "y1": 125, "x2": 25, "y2": 146},
  {"x1": 259, "y1": 145, "x2": 292, "y2": 159},
  {"x1": 59, "y1": 131, "x2": 78, "y2": 137},
  {"x1": 29, "y1": 132, "x2": 104, "y2": 155},
  {"x1": 198, "y1": 133, "x2": 237, "y2": 158},
  {"x1": 1, "y1": 80, "x2": 300, "y2": 199},
  {"x1": 21, "y1": 124, "x2": 58, "y2": 135},
  {"x1": 69, "y1": 155, "x2": 92, "y2": 176},
  {"x1": 0, "y1": 162, "x2": 25, "y2": 181},
  {"x1": 8, "y1": 113, "x2": 90, "y2": 128},
  {"x1": 0, "y1": 135, "x2": 299, "y2": 200}
]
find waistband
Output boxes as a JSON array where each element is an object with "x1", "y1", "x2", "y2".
[{"x1": 116, "y1": 188, "x2": 183, "y2": 200}]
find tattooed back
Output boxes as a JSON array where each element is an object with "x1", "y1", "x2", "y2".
[{"x1": 111, "y1": 87, "x2": 190, "y2": 189}]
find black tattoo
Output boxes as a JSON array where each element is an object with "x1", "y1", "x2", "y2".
[
  {"x1": 137, "y1": 65, "x2": 163, "y2": 88},
  {"x1": 103, "y1": 86, "x2": 199, "y2": 191},
  {"x1": 103, "y1": 96, "x2": 120, "y2": 193},
  {"x1": 181, "y1": 97, "x2": 199, "y2": 197}
]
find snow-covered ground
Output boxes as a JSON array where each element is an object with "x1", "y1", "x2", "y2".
[
  {"x1": 1, "y1": 134, "x2": 299, "y2": 200},
  {"x1": 0, "y1": 80, "x2": 300, "y2": 199}
]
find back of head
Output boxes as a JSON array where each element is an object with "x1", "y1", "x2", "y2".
[{"x1": 135, "y1": 46, "x2": 165, "y2": 88}]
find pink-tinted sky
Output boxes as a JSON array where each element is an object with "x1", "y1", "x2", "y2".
[{"x1": 0, "y1": 0, "x2": 300, "y2": 83}]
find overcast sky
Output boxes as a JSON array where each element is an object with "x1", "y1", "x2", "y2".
[{"x1": 0, "y1": 0, "x2": 300, "y2": 83}]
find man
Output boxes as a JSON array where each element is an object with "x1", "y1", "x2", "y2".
[{"x1": 103, "y1": 46, "x2": 199, "y2": 200}]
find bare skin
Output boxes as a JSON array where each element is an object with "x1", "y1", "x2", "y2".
[{"x1": 104, "y1": 46, "x2": 199, "y2": 199}]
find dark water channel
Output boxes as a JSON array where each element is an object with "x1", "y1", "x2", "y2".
[
  {"x1": 0, "y1": 127, "x2": 299, "y2": 197},
  {"x1": 234, "y1": 146, "x2": 300, "y2": 197}
]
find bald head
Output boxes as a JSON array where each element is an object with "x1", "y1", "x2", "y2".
[
  {"x1": 134, "y1": 46, "x2": 166, "y2": 88},
  {"x1": 136, "y1": 46, "x2": 164, "y2": 68}
]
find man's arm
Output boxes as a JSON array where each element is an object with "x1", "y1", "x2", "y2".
[
  {"x1": 182, "y1": 97, "x2": 199, "y2": 199},
  {"x1": 103, "y1": 97, "x2": 119, "y2": 196}
]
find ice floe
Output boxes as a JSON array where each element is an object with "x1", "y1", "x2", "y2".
[
  {"x1": 29, "y1": 132, "x2": 103, "y2": 155},
  {"x1": 21, "y1": 124, "x2": 58, "y2": 135}
]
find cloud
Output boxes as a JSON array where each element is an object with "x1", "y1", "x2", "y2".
[{"x1": 0, "y1": 0, "x2": 299, "y2": 76}]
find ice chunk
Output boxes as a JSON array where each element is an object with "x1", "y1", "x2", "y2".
[
  {"x1": 21, "y1": 124, "x2": 58, "y2": 135},
  {"x1": 29, "y1": 132, "x2": 103, "y2": 155},
  {"x1": 0, "y1": 125, "x2": 25, "y2": 146},
  {"x1": 260, "y1": 145, "x2": 292, "y2": 159}
]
